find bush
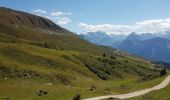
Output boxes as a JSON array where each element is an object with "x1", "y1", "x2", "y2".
[
  {"x1": 102, "y1": 53, "x2": 106, "y2": 57},
  {"x1": 110, "y1": 56, "x2": 116, "y2": 59},
  {"x1": 89, "y1": 85, "x2": 96, "y2": 91},
  {"x1": 108, "y1": 97, "x2": 114, "y2": 100},
  {"x1": 160, "y1": 69, "x2": 167, "y2": 77},
  {"x1": 72, "y1": 94, "x2": 81, "y2": 100},
  {"x1": 84, "y1": 64, "x2": 109, "y2": 80}
]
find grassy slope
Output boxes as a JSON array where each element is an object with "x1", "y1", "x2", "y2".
[
  {"x1": 0, "y1": 32, "x2": 164, "y2": 100},
  {"x1": 0, "y1": 7, "x2": 166, "y2": 100}
]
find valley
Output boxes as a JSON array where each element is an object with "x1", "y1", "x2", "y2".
[{"x1": 0, "y1": 6, "x2": 169, "y2": 100}]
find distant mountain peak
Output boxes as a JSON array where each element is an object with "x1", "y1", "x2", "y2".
[
  {"x1": 131, "y1": 32, "x2": 137, "y2": 35},
  {"x1": 79, "y1": 31, "x2": 126, "y2": 47},
  {"x1": 126, "y1": 32, "x2": 140, "y2": 40}
]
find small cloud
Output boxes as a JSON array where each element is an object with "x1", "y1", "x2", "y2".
[
  {"x1": 33, "y1": 9, "x2": 46, "y2": 14},
  {"x1": 57, "y1": 17, "x2": 72, "y2": 25},
  {"x1": 45, "y1": 16, "x2": 72, "y2": 25},
  {"x1": 51, "y1": 11, "x2": 72, "y2": 16}
]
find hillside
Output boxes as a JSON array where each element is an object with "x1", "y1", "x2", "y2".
[
  {"x1": 0, "y1": 7, "x2": 166, "y2": 100},
  {"x1": 0, "y1": 7, "x2": 109, "y2": 54}
]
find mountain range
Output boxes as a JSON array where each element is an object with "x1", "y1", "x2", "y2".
[
  {"x1": 81, "y1": 31, "x2": 170, "y2": 63},
  {"x1": 80, "y1": 31, "x2": 126, "y2": 48},
  {"x1": 118, "y1": 33, "x2": 170, "y2": 63}
]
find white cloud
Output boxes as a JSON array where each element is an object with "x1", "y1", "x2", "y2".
[
  {"x1": 78, "y1": 18, "x2": 170, "y2": 35},
  {"x1": 51, "y1": 11, "x2": 72, "y2": 16},
  {"x1": 45, "y1": 16, "x2": 72, "y2": 25},
  {"x1": 33, "y1": 9, "x2": 46, "y2": 14},
  {"x1": 57, "y1": 17, "x2": 72, "y2": 25},
  {"x1": 32, "y1": 9, "x2": 72, "y2": 25}
]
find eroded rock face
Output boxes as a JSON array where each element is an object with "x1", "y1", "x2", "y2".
[{"x1": 36, "y1": 90, "x2": 48, "y2": 96}]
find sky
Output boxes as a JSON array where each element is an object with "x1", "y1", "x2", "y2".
[{"x1": 1, "y1": 0, "x2": 170, "y2": 35}]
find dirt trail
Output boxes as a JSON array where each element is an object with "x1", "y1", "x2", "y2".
[{"x1": 83, "y1": 75, "x2": 170, "y2": 100}]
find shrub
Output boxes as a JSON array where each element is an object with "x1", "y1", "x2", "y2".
[
  {"x1": 72, "y1": 94, "x2": 81, "y2": 100},
  {"x1": 108, "y1": 97, "x2": 114, "y2": 100},
  {"x1": 110, "y1": 56, "x2": 116, "y2": 59},
  {"x1": 89, "y1": 85, "x2": 96, "y2": 91},
  {"x1": 160, "y1": 69, "x2": 167, "y2": 77},
  {"x1": 102, "y1": 53, "x2": 106, "y2": 57},
  {"x1": 84, "y1": 64, "x2": 109, "y2": 80}
]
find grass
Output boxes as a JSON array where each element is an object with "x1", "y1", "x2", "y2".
[
  {"x1": 0, "y1": 75, "x2": 167, "y2": 100},
  {"x1": 0, "y1": 35, "x2": 165, "y2": 100}
]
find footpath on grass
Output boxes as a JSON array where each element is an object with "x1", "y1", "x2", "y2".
[{"x1": 83, "y1": 75, "x2": 170, "y2": 100}]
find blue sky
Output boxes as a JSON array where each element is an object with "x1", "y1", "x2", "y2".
[{"x1": 1, "y1": 0, "x2": 170, "y2": 35}]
